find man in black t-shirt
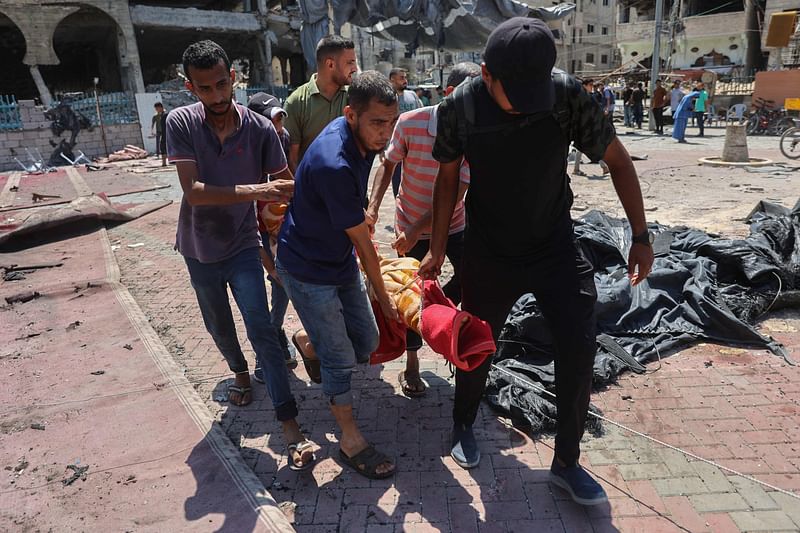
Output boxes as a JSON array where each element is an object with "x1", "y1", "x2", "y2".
[
  {"x1": 631, "y1": 82, "x2": 646, "y2": 129},
  {"x1": 419, "y1": 17, "x2": 653, "y2": 506}
]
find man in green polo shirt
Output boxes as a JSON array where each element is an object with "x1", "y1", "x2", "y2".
[{"x1": 284, "y1": 35, "x2": 358, "y2": 172}]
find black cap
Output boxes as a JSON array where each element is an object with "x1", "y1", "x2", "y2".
[
  {"x1": 247, "y1": 92, "x2": 287, "y2": 120},
  {"x1": 483, "y1": 17, "x2": 556, "y2": 114}
]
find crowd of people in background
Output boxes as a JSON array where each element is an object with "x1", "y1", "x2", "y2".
[{"x1": 578, "y1": 76, "x2": 711, "y2": 143}]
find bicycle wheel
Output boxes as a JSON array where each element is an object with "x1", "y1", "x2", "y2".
[
  {"x1": 780, "y1": 127, "x2": 800, "y2": 159},
  {"x1": 772, "y1": 117, "x2": 794, "y2": 136},
  {"x1": 746, "y1": 115, "x2": 761, "y2": 135}
]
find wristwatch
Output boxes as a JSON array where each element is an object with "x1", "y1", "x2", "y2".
[{"x1": 632, "y1": 229, "x2": 654, "y2": 246}]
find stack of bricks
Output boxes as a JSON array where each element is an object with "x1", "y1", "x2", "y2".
[{"x1": 0, "y1": 100, "x2": 143, "y2": 171}]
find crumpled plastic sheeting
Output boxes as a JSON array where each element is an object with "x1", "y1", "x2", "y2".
[
  {"x1": 297, "y1": 0, "x2": 576, "y2": 68},
  {"x1": 486, "y1": 199, "x2": 800, "y2": 431}
]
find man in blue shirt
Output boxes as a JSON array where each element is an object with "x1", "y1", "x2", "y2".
[{"x1": 277, "y1": 71, "x2": 401, "y2": 479}]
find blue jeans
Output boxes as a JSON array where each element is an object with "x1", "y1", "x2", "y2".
[
  {"x1": 277, "y1": 262, "x2": 379, "y2": 405},
  {"x1": 260, "y1": 232, "x2": 289, "y2": 331},
  {"x1": 185, "y1": 247, "x2": 298, "y2": 421}
]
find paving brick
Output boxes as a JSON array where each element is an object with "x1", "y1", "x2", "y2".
[
  {"x1": 729, "y1": 510, "x2": 799, "y2": 531},
  {"x1": 691, "y1": 461, "x2": 735, "y2": 493},
  {"x1": 727, "y1": 476, "x2": 780, "y2": 510},
  {"x1": 625, "y1": 480, "x2": 667, "y2": 514},
  {"x1": 689, "y1": 493, "x2": 750, "y2": 513},
  {"x1": 661, "y1": 496, "x2": 710, "y2": 532},
  {"x1": 652, "y1": 477, "x2": 709, "y2": 496},
  {"x1": 656, "y1": 448, "x2": 697, "y2": 476},
  {"x1": 617, "y1": 463, "x2": 672, "y2": 481},
  {"x1": 770, "y1": 492, "x2": 800, "y2": 527}
]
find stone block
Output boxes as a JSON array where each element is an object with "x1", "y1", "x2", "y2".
[
  {"x1": 730, "y1": 510, "x2": 799, "y2": 531},
  {"x1": 652, "y1": 477, "x2": 709, "y2": 496},
  {"x1": 689, "y1": 493, "x2": 750, "y2": 513}
]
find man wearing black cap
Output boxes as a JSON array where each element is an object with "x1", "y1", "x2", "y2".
[{"x1": 419, "y1": 17, "x2": 654, "y2": 506}]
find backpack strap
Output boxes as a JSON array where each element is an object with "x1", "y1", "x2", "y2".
[{"x1": 452, "y1": 70, "x2": 574, "y2": 146}]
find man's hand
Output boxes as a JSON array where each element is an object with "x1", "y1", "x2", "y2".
[
  {"x1": 253, "y1": 179, "x2": 294, "y2": 202},
  {"x1": 377, "y1": 293, "x2": 400, "y2": 322},
  {"x1": 628, "y1": 243, "x2": 654, "y2": 286},
  {"x1": 392, "y1": 227, "x2": 419, "y2": 256},
  {"x1": 418, "y1": 251, "x2": 444, "y2": 280},
  {"x1": 365, "y1": 208, "x2": 378, "y2": 235}
]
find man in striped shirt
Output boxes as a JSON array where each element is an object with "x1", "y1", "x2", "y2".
[{"x1": 366, "y1": 62, "x2": 480, "y2": 397}]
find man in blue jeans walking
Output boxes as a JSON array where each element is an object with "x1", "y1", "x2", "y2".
[
  {"x1": 277, "y1": 71, "x2": 400, "y2": 479},
  {"x1": 167, "y1": 40, "x2": 314, "y2": 471}
]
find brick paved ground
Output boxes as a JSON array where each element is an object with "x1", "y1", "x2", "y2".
[{"x1": 107, "y1": 140, "x2": 800, "y2": 531}]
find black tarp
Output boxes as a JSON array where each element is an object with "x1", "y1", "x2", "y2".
[{"x1": 486, "y1": 199, "x2": 800, "y2": 432}]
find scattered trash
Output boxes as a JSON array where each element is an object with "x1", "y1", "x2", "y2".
[
  {"x1": 213, "y1": 394, "x2": 227, "y2": 402},
  {"x1": 3, "y1": 271, "x2": 25, "y2": 281},
  {"x1": 123, "y1": 344, "x2": 133, "y2": 350},
  {"x1": 9, "y1": 185, "x2": 18, "y2": 192},
  {"x1": 621, "y1": 395, "x2": 633, "y2": 401},
  {"x1": 644, "y1": 206, "x2": 658, "y2": 212},
  {"x1": 122, "y1": 474, "x2": 137, "y2": 485},
  {"x1": 704, "y1": 361, "x2": 713, "y2": 367},
  {"x1": 32, "y1": 192, "x2": 62, "y2": 203},
  {"x1": 62, "y1": 463, "x2": 89, "y2": 486},
  {"x1": 630, "y1": 154, "x2": 649, "y2": 161},
  {"x1": 90, "y1": 370, "x2": 105, "y2": 376},
  {"x1": 30, "y1": 423, "x2": 46, "y2": 431},
  {"x1": 14, "y1": 458, "x2": 29, "y2": 473},
  {"x1": 572, "y1": 205, "x2": 588, "y2": 211},
  {"x1": 5, "y1": 291, "x2": 40, "y2": 305},
  {"x1": 278, "y1": 501, "x2": 297, "y2": 519},
  {"x1": 127, "y1": 243, "x2": 145, "y2": 249},
  {"x1": 66, "y1": 321, "x2": 82, "y2": 331}
]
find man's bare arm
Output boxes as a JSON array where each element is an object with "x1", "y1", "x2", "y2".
[
  {"x1": 366, "y1": 159, "x2": 398, "y2": 224},
  {"x1": 603, "y1": 137, "x2": 653, "y2": 285},
  {"x1": 417, "y1": 159, "x2": 462, "y2": 279},
  {"x1": 176, "y1": 161, "x2": 294, "y2": 206},
  {"x1": 288, "y1": 144, "x2": 301, "y2": 174},
  {"x1": 345, "y1": 222, "x2": 399, "y2": 322},
  {"x1": 394, "y1": 180, "x2": 468, "y2": 256}
]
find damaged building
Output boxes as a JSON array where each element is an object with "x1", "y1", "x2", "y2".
[
  {"x1": 0, "y1": 0, "x2": 306, "y2": 104},
  {"x1": 615, "y1": 0, "x2": 798, "y2": 74}
]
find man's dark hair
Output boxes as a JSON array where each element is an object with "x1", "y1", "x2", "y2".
[
  {"x1": 347, "y1": 71, "x2": 397, "y2": 114},
  {"x1": 182, "y1": 40, "x2": 231, "y2": 81},
  {"x1": 581, "y1": 78, "x2": 594, "y2": 86},
  {"x1": 316, "y1": 35, "x2": 355, "y2": 64},
  {"x1": 389, "y1": 68, "x2": 407, "y2": 79},
  {"x1": 154, "y1": 102, "x2": 163, "y2": 108},
  {"x1": 637, "y1": 82, "x2": 643, "y2": 88},
  {"x1": 445, "y1": 62, "x2": 481, "y2": 88}
]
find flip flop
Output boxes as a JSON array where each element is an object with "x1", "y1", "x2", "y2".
[
  {"x1": 339, "y1": 445, "x2": 395, "y2": 479},
  {"x1": 398, "y1": 370, "x2": 428, "y2": 398},
  {"x1": 227, "y1": 384, "x2": 252, "y2": 406},
  {"x1": 287, "y1": 440, "x2": 316, "y2": 472},
  {"x1": 292, "y1": 332, "x2": 321, "y2": 384}
]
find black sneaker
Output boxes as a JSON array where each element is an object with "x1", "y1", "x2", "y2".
[
  {"x1": 450, "y1": 423, "x2": 480, "y2": 469},
  {"x1": 549, "y1": 459, "x2": 608, "y2": 506},
  {"x1": 278, "y1": 328, "x2": 298, "y2": 369}
]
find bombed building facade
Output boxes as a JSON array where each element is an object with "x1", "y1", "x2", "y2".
[{"x1": 0, "y1": 0, "x2": 305, "y2": 104}]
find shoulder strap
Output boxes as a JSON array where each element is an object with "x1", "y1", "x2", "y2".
[
  {"x1": 551, "y1": 69, "x2": 570, "y2": 139},
  {"x1": 453, "y1": 78, "x2": 477, "y2": 150}
]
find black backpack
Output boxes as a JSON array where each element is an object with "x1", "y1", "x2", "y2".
[{"x1": 452, "y1": 69, "x2": 573, "y2": 150}]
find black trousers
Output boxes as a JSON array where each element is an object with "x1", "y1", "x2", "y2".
[
  {"x1": 404, "y1": 231, "x2": 464, "y2": 351},
  {"x1": 455, "y1": 219, "x2": 597, "y2": 466},
  {"x1": 155, "y1": 132, "x2": 163, "y2": 155},
  {"x1": 653, "y1": 107, "x2": 664, "y2": 132},
  {"x1": 694, "y1": 111, "x2": 705, "y2": 136}
]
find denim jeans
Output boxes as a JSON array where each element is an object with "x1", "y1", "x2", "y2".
[
  {"x1": 184, "y1": 247, "x2": 298, "y2": 421},
  {"x1": 277, "y1": 262, "x2": 379, "y2": 405},
  {"x1": 260, "y1": 232, "x2": 289, "y2": 331}
]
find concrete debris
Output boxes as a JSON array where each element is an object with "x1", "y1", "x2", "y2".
[
  {"x1": 30, "y1": 423, "x2": 46, "y2": 431},
  {"x1": 62, "y1": 463, "x2": 89, "y2": 486},
  {"x1": 5, "y1": 291, "x2": 41, "y2": 305}
]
